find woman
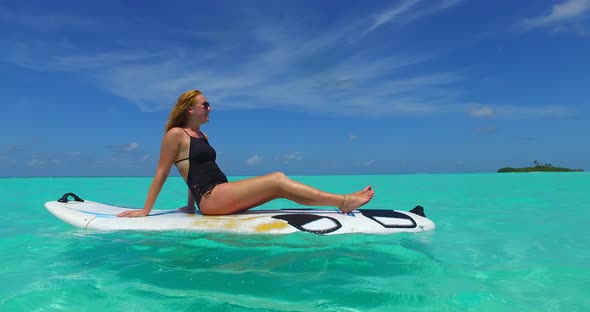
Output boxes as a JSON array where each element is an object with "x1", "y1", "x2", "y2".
[{"x1": 117, "y1": 90, "x2": 374, "y2": 217}]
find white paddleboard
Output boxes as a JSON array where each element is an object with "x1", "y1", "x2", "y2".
[{"x1": 45, "y1": 193, "x2": 436, "y2": 235}]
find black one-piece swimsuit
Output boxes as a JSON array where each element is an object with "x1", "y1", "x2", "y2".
[{"x1": 174, "y1": 129, "x2": 228, "y2": 209}]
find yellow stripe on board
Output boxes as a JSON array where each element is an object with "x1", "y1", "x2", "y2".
[{"x1": 256, "y1": 221, "x2": 289, "y2": 232}]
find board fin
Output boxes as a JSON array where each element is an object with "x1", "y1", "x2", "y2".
[{"x1": 409, "y1": 205, "x2": 425, "y2": 217}]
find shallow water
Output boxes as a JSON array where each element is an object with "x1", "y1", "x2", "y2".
[{"x1": 1, "y1": 173, "x2": 589, "y2": 311}]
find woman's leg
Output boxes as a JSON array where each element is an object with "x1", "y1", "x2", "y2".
[{"x1": 199, "y1": 172, "x2": 374, "y2": 215}]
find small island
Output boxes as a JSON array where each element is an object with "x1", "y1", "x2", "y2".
[{"x1": 498, "y1": 161, "x2": 584, "y2": 173}]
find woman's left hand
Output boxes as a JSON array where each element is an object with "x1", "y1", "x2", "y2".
[{"x1": 116, "y1": 209, "x2": 149, "y2": 218}]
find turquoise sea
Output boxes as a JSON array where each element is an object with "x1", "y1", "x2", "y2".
[{"x1": 1, "y1": 173, "x2": 589, "y2": 311}]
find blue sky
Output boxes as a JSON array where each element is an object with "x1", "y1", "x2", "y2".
[{"x1": 1, "y1": 0, "x2": 589, "y2": 177}]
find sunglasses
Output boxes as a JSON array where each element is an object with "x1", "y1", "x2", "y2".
[{"x1": 198, "y1": 102, "x2": 211, "y2": 110}]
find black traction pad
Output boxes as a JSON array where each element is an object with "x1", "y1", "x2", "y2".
[
  {"x1": 358, "y1": 209, "x2": 417, "y2": 228},
  {"x1": 272, "y1": 214, "x2": 342, "y2": 234}
]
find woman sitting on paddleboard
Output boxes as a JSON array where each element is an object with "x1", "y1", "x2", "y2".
[{"x1": 117, "y1": 90, "x2": 374, "y2": 217}]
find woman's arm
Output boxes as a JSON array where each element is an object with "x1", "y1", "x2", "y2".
[
  {"x1": 187, "y1": 190, "x2": 196, "y2": 208},
  {"x1": 117, "y1": 130, "x2": 181, "y2": 217},
  {"x1": 175, "y1": 190, "x2": 196, "y2": 213}
]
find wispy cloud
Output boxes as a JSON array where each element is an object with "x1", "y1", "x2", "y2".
[
  {"x1": 28, "y1": 158, "x2": 48, "y2": 168},
  {"x1": 281, "y1": 152, "x2": 303, "y2": 164},
  {"x1": 364, "y1": 0, "x2": 466, "y2": 34},
  {"x1": 469, "y1": 104, "x2": 495, "y2": 118},
  {"x1": 465, "y1": 103, "x2": 574, "y2": 119},
  {"x1": 25, "y1": 151, "x2": 81, "y2": 168},
  {"x1": 109, "y1": 142, "x2": 140, "y2": 154},
  {"x1": 123, "y1": 142, "x2": 139, "y2": 152},
  {"x1": 0, "y1": 3, "x2": 573, "y2": 120},
  {"x1": 247, "y1": 155, "x2": 263, "y2": 166},
  {"x1": 493, "y1": 105, "x2": 573, "y2": 119},
  {"x1": 365, "y1": 0, "x2": 422, "y2": 34},
  {"x1": 440, "y1": 0, "x2": 465, "y2": 9},
  {"x1": 521, "y1": 0, "x2": 590, "y2": 31},
  {"x1": 1, "y1": 3, "x2": 467, "y2": 115}
]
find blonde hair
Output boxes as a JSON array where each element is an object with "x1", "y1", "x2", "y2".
[{"x1": 165, "y1": 90, "x2": 202, "y2": 133}]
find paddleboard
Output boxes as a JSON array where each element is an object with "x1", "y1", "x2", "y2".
[{"x1": 44, "y1": 193, "x2": 436, "y2": 235}]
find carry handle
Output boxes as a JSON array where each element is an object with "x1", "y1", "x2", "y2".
[{"x1": 57, "y1": 193, "x2": 85, "y2": 203}]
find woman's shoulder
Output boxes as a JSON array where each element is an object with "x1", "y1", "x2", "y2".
[
  {"x1": 164, "y1": 127, "x2": 187, "y2": 140},
  {"x1": 165, "y1": 127, "x2": 208, "y2": 140},
  {"x1": 167, "y1": 127, "x2": 185, "y2": 134}
]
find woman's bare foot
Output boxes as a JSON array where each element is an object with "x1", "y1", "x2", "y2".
[
  {"x1": 339, "y1": 186, "x2": 375, "y2": 213},
  {"x1": 351, "y1": 185, "x2": 373, "y2": 196}
]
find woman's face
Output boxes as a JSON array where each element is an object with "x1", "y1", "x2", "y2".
[{"x1": 189, "y1": 94, "x2": 211, "y2": 123}]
